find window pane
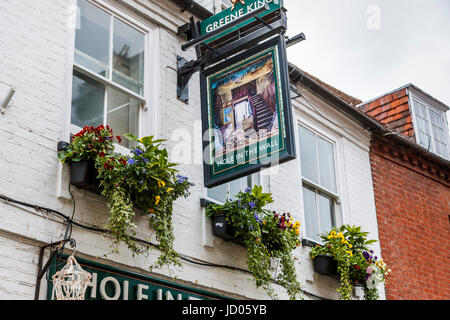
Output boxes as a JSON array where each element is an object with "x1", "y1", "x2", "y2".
[
  {"x1": 112, "y1": 18, "x2": 145, "y2": 95},
  {"x1": 75, "y1": 0, "x2": 111, "y2": 77},
  {"x1": 107, "y1": 88, "x2": 139, "y2": 149},
  {"x1": 318, "y1": 192, "x2": 334, "y2": 235},
  {"x1": 71, "y1": 73, "x2": 104, "y2": 128},
  {"x1": 317, "y1": 136, "x2": 337, "y2": 192},
  {"x1": 302, "y1": 186, "x2": 320, "y2": 242},
  {"x1": 229, "y1": 176, "x2": 249, "y2": 199},
  {"x1": 298, "y1": 125, "x2": 318, "y2": 184},
  {"x1": 207, "y1": 183, "x2": 228, "y2": 203},
  {"x1": 207, "y1": 174, "x2": 258, "y2": 203}
]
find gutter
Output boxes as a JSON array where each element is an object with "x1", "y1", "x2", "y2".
[
  {"x1": 288, "y1": 63, "x2": 450, "y2": 169},
  {"x1": 168, "y1": 0, "x2": 214, "y2": 20}
]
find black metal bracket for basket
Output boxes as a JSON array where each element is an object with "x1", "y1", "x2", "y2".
[
  {"x1": 176, "y1": 4, "x2": 290, "y2": 104},
  {"x1": 34, "y1": 238, "x2": 76, "y2": 300}
]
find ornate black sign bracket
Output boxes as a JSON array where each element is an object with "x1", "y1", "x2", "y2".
[
  {"x1": 176, "y1": 4, "x2": 306, "y2": 104},
  {"x1": 177, "y1": 4, "x2": 285, "y2": 104}
]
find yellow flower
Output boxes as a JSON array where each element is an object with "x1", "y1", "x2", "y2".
[
  {"x1": 155, "y1": 196, "x2": 161, "y2": 205},
  {"x1": 139, "y1": 138, "x2": 143, "y2": 143},
  {"x1": 295, "y1": 229, "x2": 300, "y2": 235},
  {"x1": 158, "y1": 180, "x2": 166, "y2": 188},
  {"x1": 167, "y1": 187, "x2": 174, "y2": 192},
  {"x1": 346, "y1": 250, "x2": 353, "y2": 256},
  {"x1": 263, "y1": 220, "x2": 267, "y2": 225}
]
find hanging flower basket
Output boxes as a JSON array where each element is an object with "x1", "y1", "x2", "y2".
[
  {"x1": 205, "y1": 186, "x2": 303, "y2": 300},
  {"x1": 58, "y1": 125, "x2": 194, "y2": 270},
  {"x1": 309, "y1": 225, "x2": 391, "y2": 300},
  {"x1": 313, "y1": 254, "x2": 338, "y2": 278},
  {"x1": 69, "y1": 159, "x2": 101, "y2": 194},
  {"x1": 211, "y1": 214, "x2": 245, "y2": 246}
]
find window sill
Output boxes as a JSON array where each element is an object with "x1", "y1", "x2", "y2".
[
  {"x1": 200, "y1": 198, "x2": 223, "y2": 208},
  {"x1": 301, "y1": 238, "x2": 321, "y2": 248}
]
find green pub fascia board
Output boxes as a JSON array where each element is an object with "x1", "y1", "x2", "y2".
[
  {"x1": 200, "y1": 0, "x2": 283, "y2": 43},
  {"x1": 47, "y1": 255, "x2": 234, "y2": 300}
]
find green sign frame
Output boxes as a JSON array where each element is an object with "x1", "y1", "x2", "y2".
[
  {"x1": 200, "y1": 35, "x2": 296, "y2": 188},
  {"x1": 47, "y1": 255, "x2": 233, "y2": 300},
  {"x1": 200, "y1": 0, "x2": 283, "y2": 43}
]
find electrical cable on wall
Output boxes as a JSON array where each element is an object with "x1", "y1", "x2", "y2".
[{"x1": 0, "y1": 192, "x2": 329, "y2": 300}]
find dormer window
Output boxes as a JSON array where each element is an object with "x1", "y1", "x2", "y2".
[{"x1": 411, "y1": 97, "x2": 449, "y2": 160}]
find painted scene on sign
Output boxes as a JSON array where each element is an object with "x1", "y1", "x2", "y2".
[{"x1": 210, "y1": 53, "x2": 280, "y2": 157}]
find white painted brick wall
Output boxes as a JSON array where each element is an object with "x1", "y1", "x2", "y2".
[{"x1": 0, "y1": 0, "x2": 382, "y2": 300}]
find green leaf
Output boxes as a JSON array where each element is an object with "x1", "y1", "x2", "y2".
[
  {"x1": 57, "y1": 150, "x2": 67, "y2": 162},
  {"x1": 124, "y1": 133, "x2": 139, "y2": 142}
]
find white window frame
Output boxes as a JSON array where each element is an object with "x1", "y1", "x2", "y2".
[
  {"x1": 205, "y1": 172, "x2": 264, "y2": 205},
  {"x1": 297, "y1": 120, "x2": 343, "y2": 243},
  {"x1": 409, "y1": 94, "x2": 450, "y2": 160},
  {"x1": 64, "y1": 0, "x2": 160, "y2": 154}
]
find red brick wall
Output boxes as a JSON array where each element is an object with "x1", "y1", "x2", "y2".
[
  {"x1": 370, "y1": 140, "x2": 450, "y2": 300},
  {"x1": 359, "y1": 88, "x2": 414, "y2": 137}
]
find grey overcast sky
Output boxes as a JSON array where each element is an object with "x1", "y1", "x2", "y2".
[{"x1": 284, "y1": 0, "x2": 450, "y2": 123}]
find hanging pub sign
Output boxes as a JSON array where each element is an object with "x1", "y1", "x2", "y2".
[
  {"x1": 201, "y1": 35, "x2": 296, "y2": 188},
  {"x1": 47, "y1": 255, "x2": 232, "y2": 300},
  {"x1": 200, "y1": 0, "x2": 283, "y2": 43}
]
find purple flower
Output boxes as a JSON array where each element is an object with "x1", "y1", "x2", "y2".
[
  {"x1": 176, "y1": 174, "x2": 188, "y2": 183},
  {"x1": 133, "y1": 148, "x2": 143, "y2": 156},
  {"x1": 249, "y1": 202, "x2": 255, "y2": 209},
  {"x1": 143, "y1": 158, "x2": 148, "y2": 163},
  {"x1": 253, "y1": 212, "x2": 262, "y2": 223},
  {"x1": 245, "y1": 187, "x2": 251, "y2": 193},
  {"x1": 140, "y1": 180, "x2": 143, "y2": 185},
  {"x1": 127, "y1": 158, "x2": 136, "y2": 165}
]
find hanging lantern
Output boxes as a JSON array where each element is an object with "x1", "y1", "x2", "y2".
[{"x1": 52, "y1": 255, "x2": 92, "y2": 300}]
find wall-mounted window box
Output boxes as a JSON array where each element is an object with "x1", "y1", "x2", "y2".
[
  {"x1": 313, "y1": 254, "x2": 338, "y2": 278},
  {"x1": 69, "y1": 160, "x2": 101, "y2": 194}
]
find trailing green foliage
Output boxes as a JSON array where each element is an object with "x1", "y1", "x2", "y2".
[
  {"x1": 59, "y1": 126, "x2": 193, "y2": 270},
  {"x1": 206, "y1": 186, "x2": 303, "y2": 300},
  {"x1": 310, "y1": 225, "x2": 391, "y2": 300}
]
